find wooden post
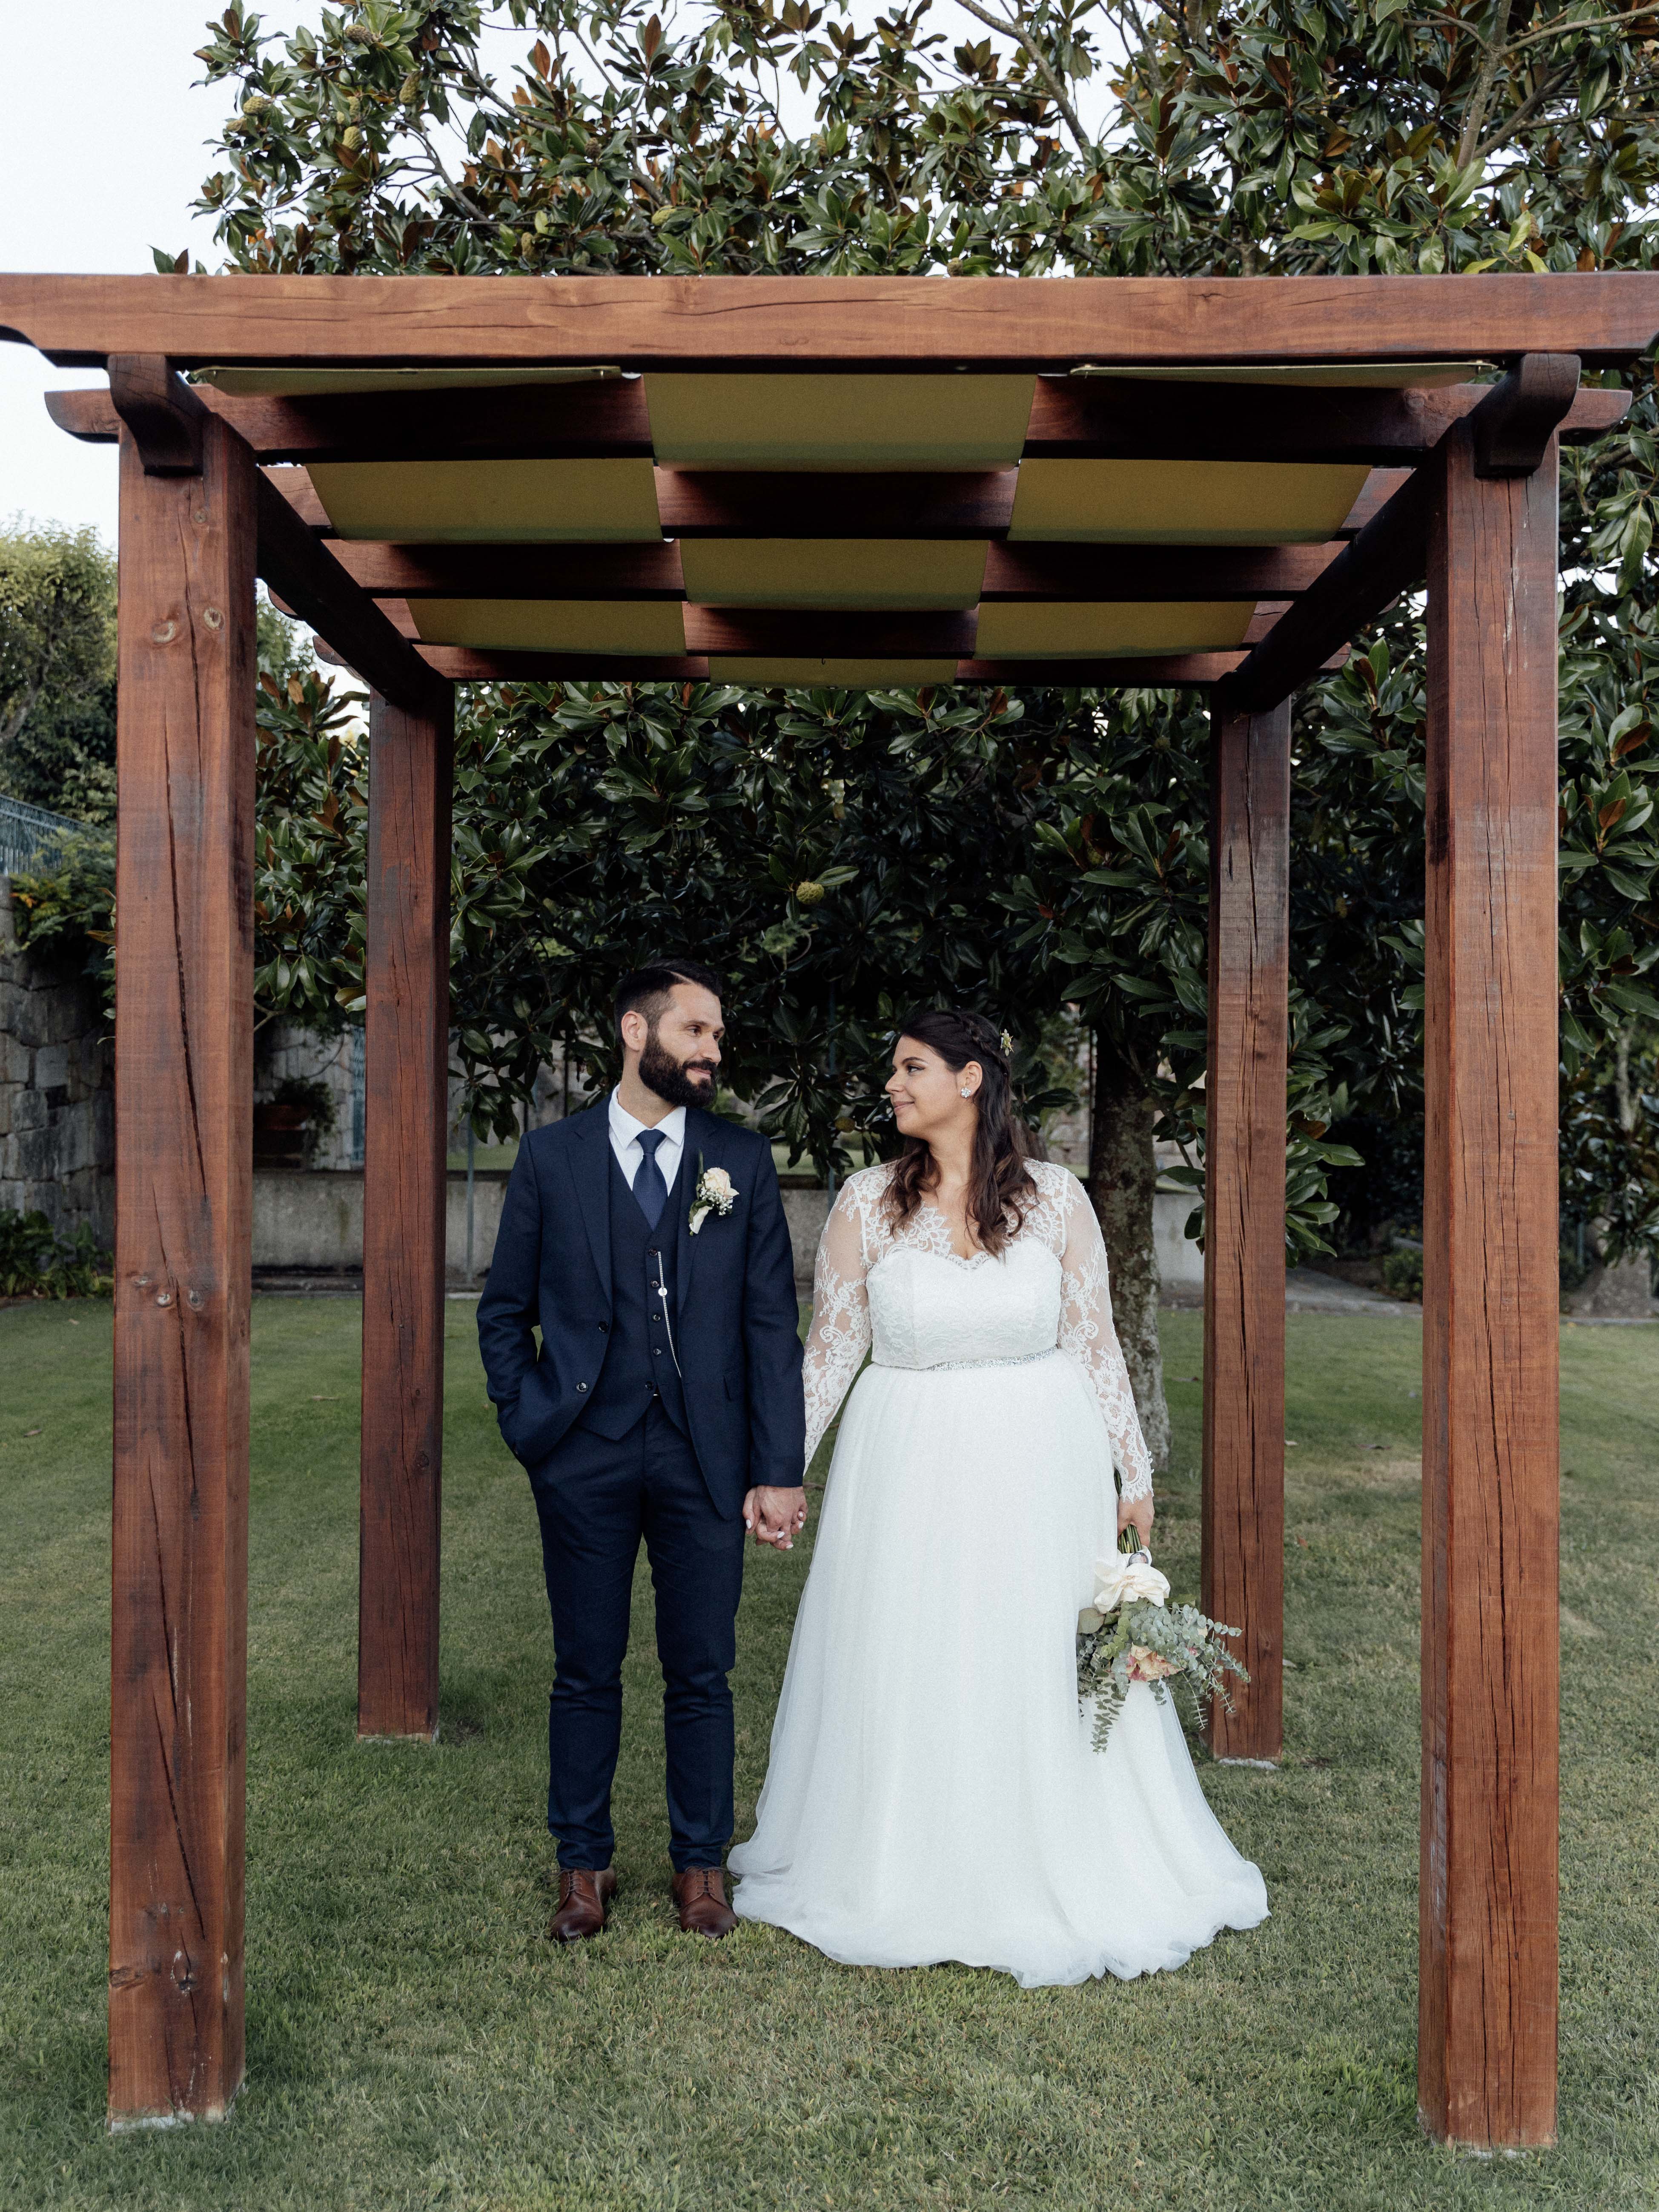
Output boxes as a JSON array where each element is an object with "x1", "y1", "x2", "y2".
[
  {"x1": 358, "y1": 688, "x2": 453, "y2": 1740},
  {"x1": 109, "y1": 410, "x2": 256, "y2": 2123},
  {"x1": 1418, "y1": 421, "x2": 1561, "y2": 2149},
  {"x1": 1202, "y1": 699, "x2": 1290, "y2": 1764}
]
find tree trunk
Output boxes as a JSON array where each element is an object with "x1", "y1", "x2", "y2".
[{"x1": 1087, "y1": 1036, "x2": 1171, "y2": 1470}]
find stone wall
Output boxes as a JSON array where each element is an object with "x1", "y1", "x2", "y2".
[{"x1": 0, "y1": 877, "x2": 114, "y2": 1244}]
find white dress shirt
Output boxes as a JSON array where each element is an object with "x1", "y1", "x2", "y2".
[{"x1": 607, "y1": 1088, "x2": 688, "y2": 1195}]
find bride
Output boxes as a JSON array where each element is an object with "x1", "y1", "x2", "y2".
[{"x1": 729, "y1": 1007, "x2": 1268, "y2": 1987}]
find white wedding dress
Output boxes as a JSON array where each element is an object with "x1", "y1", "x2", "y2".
[{"x1": 729, "y1": 1159, "x2": 1268, "y2": 1988}]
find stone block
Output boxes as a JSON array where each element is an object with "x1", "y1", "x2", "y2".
[
  {"x1": 11, "y1": 1087, "x2": 46, "y2": 1135},
  {"x1": 0, "y1": 1032, "x2": 29, "y2": 1084},
  {"x1": 33, "y1": 1041, "x2": 70, "y2": 1093},
  {"x1": 0, "y1": 1088, "x2": 9, "y2": 1140},
  {"x1": 45, "y1": 986, "x2": 95, "y2": 1046},
  {"x1": 12, "y1": 1124, "x2": 60, "y2": 1180},
  {"x1": 0, "y1": 975, "x2": 37, "y2": 1045}
]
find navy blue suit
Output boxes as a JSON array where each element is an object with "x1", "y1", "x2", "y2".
[{"x1": 477, "y1": 1101, "x2": 805, "y2": 1870}]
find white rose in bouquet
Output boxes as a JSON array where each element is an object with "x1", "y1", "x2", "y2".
[{"x1": 1092, "y1": 1550, "x2": 1171, "y2": 1614}]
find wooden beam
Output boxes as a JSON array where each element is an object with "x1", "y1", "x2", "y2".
[
  {"x1": 954, "y1": 652, "x2": 1250, "y2": 685},
  {"x1": 47, "y1": 375, "x2": 1633, "y2": 473},
  {"x1": 9, "y1": 271, "x2": 1659, "y2": 369},
  {"x1": 109, "y1": 412, "x2": 255, "y2": 2125},
  {"x1": 981, "y1": 542, "x2": 1342, "y2": 600},
  {"x1": 1339, "y1": 468, "x2": 1410, "y2": 535},
  {"x1": 1026, "y1": 376, "x2": 1627, "y2": 463},
  {"x1": 683, "y1": 607, "x2": 978, "y2": 657},
  {"x1": 1219, "y1": 361, "x2": 1582, "y2": 714},
  {"x1": 254, "y1": 471, "x2": 449, "y2": 717},
  {"x1": 261, "y1": 467, "x2": 332, "y2": 532},
  {"x1": 1418, "y1": 418, "x2": 1561, "y2": 2152},
  {"x1": 1201, "y1": 699, "x2": 1290, "y2": 1766},
  {"x1": 656, "y1": 469, "x2": 1017, "y2": 538},
  {"x1": 262, "y1": 457, "x2": 1410, "y2": 556},
  {"x1": 106, "y1": 355, "x2": 206, "y2": 474},
  {"x1": 358, "y1": 688, "x2": 454, "y2": 1741},
  {"x1": 410, "y1": 645, "x2": 709, "y2": 683},
  {"x1": 332, "y1": 540, "x2": 685, "y2": 600}
]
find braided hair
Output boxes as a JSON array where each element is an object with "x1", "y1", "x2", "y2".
[{"x1": 883, "y1": 1007, "x2": 1037, "y2": 1257}]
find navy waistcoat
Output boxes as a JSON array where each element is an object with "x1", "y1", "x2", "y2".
[{"x1": 578, "y1": 1145, "x2": 690, "y2": 1441}]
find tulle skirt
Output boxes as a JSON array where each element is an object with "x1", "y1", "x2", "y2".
[{"x1": 729, "y1": 1350, "x2": 1269, "y2": 1987}]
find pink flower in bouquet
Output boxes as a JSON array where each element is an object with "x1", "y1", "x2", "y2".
[{"x1": 1126, "y1": 1645, "x2": 1179, "y2": 1683}]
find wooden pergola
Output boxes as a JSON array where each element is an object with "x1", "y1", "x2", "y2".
[{"x1": 4, "y1": 270, "x2": 1654, "y2": 2151}]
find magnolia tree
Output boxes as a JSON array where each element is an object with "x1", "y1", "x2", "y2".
[{"x1": 104, "y1": 0, "x2": 1659, "y2": 1439}]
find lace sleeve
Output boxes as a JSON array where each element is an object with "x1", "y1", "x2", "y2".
[
  {"x1": 802, "y1": 1177, "x2": 876, "y2": 1472},
  {"x1": 1055, "y1": 1175, "x2": 1155, "y2": 1501}
]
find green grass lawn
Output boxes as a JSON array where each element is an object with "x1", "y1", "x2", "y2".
[{"x1": 0, "y1": 1300, "x2": 1655, "y2": 2212}]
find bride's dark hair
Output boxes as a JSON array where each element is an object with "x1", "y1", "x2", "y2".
[{"x1": 883, "y1": 1007, "x2": 1037, "y2": 1257}]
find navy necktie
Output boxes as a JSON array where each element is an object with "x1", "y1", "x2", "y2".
[{"x1": 633, "y1": 1128, "x2": 669, "y2": 1231}]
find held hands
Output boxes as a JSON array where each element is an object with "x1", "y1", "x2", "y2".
[
  {"x1": 1117, "y1": 1491, "x2": 1156, "y2": 1547},
  {"x1": 744, "y1": 1485, "x2": 809, "y2": 1550}
]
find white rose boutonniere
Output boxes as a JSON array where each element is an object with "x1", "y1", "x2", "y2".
[{"x1": 689, "y1": 1155, "x2": 739, "y2": 1236}]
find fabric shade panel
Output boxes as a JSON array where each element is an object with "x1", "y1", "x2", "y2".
[
  {"x1": 643, "y1": 373, "x2": 1035, "y2": 467},
  {"x1": 195, "y1": 365, "x2": 623, "y2": 395},
  {"x1": 974, "y1": 600, "x2": 1256, "y2": 658},
  {"x1": 306, "y1": 457, "x2": 662, "y2": 542},
  {"x1": 407, "y1": 599, "x2": 689, "y2": 655},
  {"x1": 679, "y1": 540, "x2": 989, "y2": 610},
  {"x1": 1006, "y1": 459, "x2": 1372, "y2": 544},
  {"x1": 269, "y1": 366, "x2": 1448, "y2": 668}
]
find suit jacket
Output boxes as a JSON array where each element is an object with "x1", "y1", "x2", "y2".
[{"x1": 476, "y1": 1101, "x2": 806, "y2": 1515}]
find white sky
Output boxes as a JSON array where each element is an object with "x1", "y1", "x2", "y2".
[
  {"x1": 0, "y1": 1, "x2": 1083, "y2": 546},
  {"x1": 0, "y1": 3, "x2": 309, "y2": 544}
]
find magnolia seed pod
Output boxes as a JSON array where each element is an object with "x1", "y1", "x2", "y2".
[{"x1": 794, "y1": 880, "x2": 826, "y2": 906}]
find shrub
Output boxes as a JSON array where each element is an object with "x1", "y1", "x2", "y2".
[
  {"x1": 0, "y1": 1210, "x2": 110, "y2": 1298},
  {"x1": 1380, "y1": 1246, "x2": 1424, "y2": 1303}
]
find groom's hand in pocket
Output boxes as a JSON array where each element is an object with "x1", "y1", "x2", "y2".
[{"x1": 743, "y1": 1485, "x2": 809, "y2": 1549}]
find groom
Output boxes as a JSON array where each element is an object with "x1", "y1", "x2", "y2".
[{"x1": 477, "y1": 958, "x2": 806, "y2": 1943}]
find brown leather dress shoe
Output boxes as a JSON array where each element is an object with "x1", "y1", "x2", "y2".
[
  {"x1": 549, "y1": 1866, "x2": 616, "y2": 1943},
  {"x1": 672, "y1": 1866, "x2": 737, "y2": 1939}
]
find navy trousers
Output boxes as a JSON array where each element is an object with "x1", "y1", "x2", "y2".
[{"x1": 530, "y1": 1404, "x2": 745, "y2": 1872}]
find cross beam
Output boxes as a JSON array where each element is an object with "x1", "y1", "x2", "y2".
[{"x1": 10, "y1": 270, "x2": 1659, "y2": 367}]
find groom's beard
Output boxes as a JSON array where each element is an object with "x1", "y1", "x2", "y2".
[{"x1": 638, "y1": 1032, "x2": 718, "y2": 1112}]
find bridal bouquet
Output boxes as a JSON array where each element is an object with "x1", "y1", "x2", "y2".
[{"x1": 1076, "y1": 1529, "x2": 1248, "y2": 1751}]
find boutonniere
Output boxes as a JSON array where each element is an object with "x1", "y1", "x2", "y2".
[{"x1": 689, "y1": 1154, "x2": 739, "y2": 1236}]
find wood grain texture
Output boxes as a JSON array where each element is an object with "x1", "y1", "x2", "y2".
[
  {"x1": 683, "y1": 607, "x2": 978, "y2": 656},
  {"x1": 9, "y1": 271, "x2": 1659, "y2": 368},
  {"x1": 1024, "y1": 377, "x2": 1625, "y2": 464},
  {"x1": 981, "y1": 542, "x2": 1342, "y2": 600},
  {"x1": 1201, "y1": 701, "x2": 1290, "y2": 1764},
  {"x1": 254, "y1": 472, "x2": 448, "y2": 717},
  {"x1": 335, "y1": 540, "x2": 686, "y2": 600},
  {"x1": 109, "y1": 417, "x2": 256, "y2": 2123},
  {"x1": 1418, "y1": 424, "x2": 1561, "y2": 2151},
  {"x1": 1224, "y1": 362, "x2": 1581, "y2": 713},
  {"x1": 358, "y1": 690, "x2": 454, "y2": 1742},
  {"x1": 656, "y1": 469, "x2": 1017, "y2": 538},
  {"x1": 955, "y1": 650, "x2": 1345, "y2": 685},
  {"x1": 408, "y1": 645, "x2": 709, "y2": 682}
]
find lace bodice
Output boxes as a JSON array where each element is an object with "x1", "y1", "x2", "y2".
[{"x1": 802, "y1": 1159, "x2": 1154, "y2": 1499}]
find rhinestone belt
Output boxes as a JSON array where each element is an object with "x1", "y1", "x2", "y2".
[{"x1": 873, "y1": 1348, "x2": 1059, "y2": 1375}]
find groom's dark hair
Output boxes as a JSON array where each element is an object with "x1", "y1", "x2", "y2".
[{"x1": 614, "y1": 957, "x2": 724, "y2": 1034}]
